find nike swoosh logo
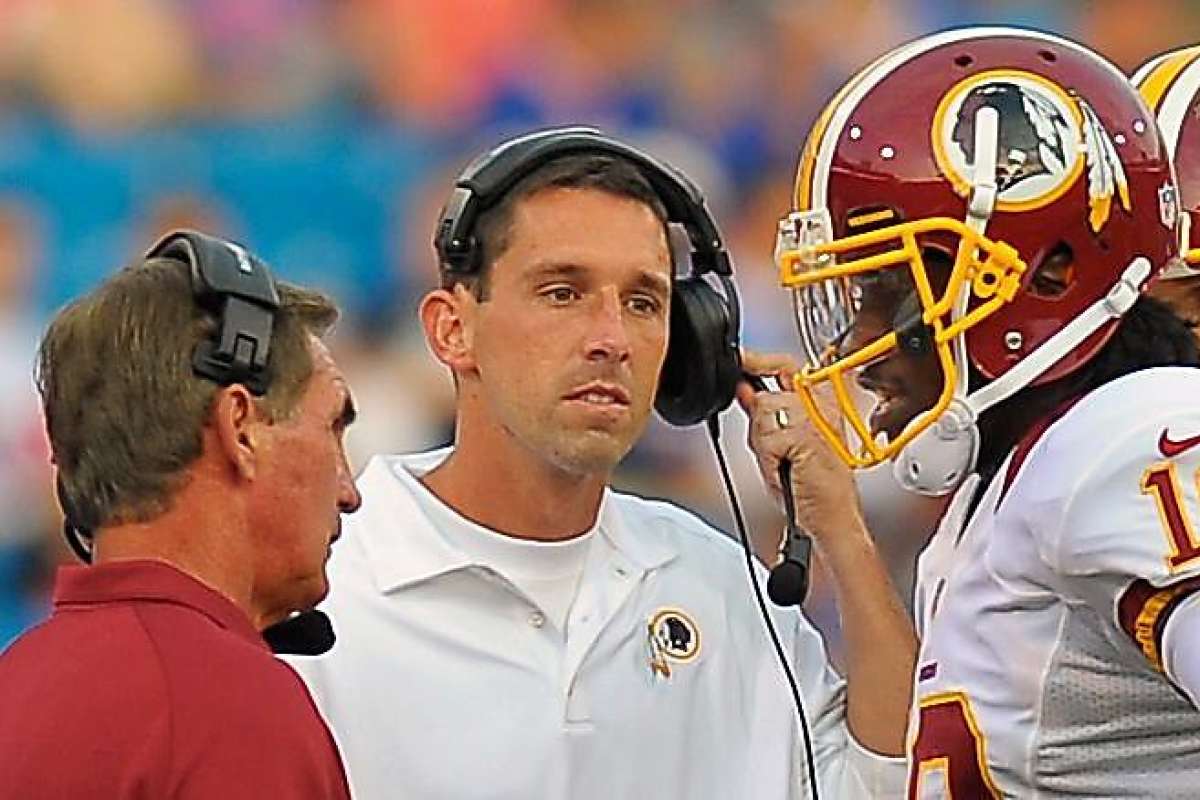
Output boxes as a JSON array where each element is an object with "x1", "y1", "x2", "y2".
[{"x1": 1159, "y1": 429, "x2": 1200, "y2": 458}]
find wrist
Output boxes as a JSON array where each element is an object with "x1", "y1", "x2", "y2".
[
  {"x1": 808, "y1": 510, "x2": 877, "y2": 565},
  {"x1": 803, "y1": 500, "x2": 868, "y2": 543}
]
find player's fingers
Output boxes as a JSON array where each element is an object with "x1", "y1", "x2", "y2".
[
  {"x1": 734, "y1": 377, "x2": 760, "y2": 413},
  {"x1": 741, "y1": 349, "x2": 802, "y2": 386},
  {"x1": 745, "y1": 388, "x2": 803, "y2": 441}
]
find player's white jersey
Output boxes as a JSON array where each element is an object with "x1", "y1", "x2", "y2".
[{"x1": 907, "y1": 367, "x2": 1200, "y2": 798}]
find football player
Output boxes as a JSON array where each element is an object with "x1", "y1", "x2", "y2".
[
  {"x1": 748, "y1": 27, "x2": 1200, "y2": 798},
  {"x1": 1133, "y1": 46, "x2": 1200, "y2": 328}
]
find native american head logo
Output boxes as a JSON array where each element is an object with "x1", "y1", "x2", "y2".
[
  {"x1": 951, "y1": 81, "x2": 1074, "y2": 194},
  {"x1": 933, "y1": 70, "x2": 1130, "y2": 230},
  {"x1": 646, "y1": 607, "x2": 701, "y2": 678}
]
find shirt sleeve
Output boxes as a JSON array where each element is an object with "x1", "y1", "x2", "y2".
[
  {"x1": 1040, "y1": 410, "x2": 1200, "y2": 672},
  {"x1": 1162, "y1": 592, "x2": 1200, "y2": 708},
  {"x1": 169, "y1": 660, "x2": 351, "y2": 800},
  {"x1": 785, "y1": 610, "x2": 908, "y2": 798}
]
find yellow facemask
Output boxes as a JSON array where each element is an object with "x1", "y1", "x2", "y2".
[{"x1": 774, "y1": 210, "x2": 1027, "y2": 469}]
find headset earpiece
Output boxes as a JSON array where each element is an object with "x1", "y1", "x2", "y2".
[
  {"x1": 656, "y1": 275, "x2": 742, "y2": 426},
  {"x1": 147, "y1": 230, "x2": 281, "y2": 396}
]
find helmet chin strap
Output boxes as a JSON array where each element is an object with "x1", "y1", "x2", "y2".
[
  {"x1": 1161, "y1": 213, "x2": 1200, "y2": 279},
  {"x1": 893, "y1": 255, "x2": 1151, "y2": 495},
  {"x1": 891, "y1": 105, "x2": 1148, "y2": 495}
]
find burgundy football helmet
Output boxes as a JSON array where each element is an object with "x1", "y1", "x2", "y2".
[
  {"x1": 1134, "y1": 45, "x2": 1200, "y2": 275},
  {"x1": 775, "y1": 27, "x2": 1180, "y2": 493}
]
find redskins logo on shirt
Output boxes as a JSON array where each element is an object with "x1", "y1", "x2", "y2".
[{"x1": 646, "y1": 608, "x2": 700, "y2": 679}]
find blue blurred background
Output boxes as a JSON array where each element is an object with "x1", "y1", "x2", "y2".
[{"x1": 1, "y1": 0, "x2": 1195, "y2": 658}]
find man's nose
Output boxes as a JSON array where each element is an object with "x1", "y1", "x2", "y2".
[
  {"x1": 337, "y1": 455, "x2": 362, "y2": 514},
  {"x1": 584, "y1": 289, "x2": 631, "y2": 362},
  {"x1": 836, "y1": 318, "x2": 878, "y2": 360}
]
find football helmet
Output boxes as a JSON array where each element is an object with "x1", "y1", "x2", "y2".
[
  {"x1": 775, "y1": 27, "x2": 1180, "y2": 494},
  {"x1": 1133, "y1": 45, "x2": 1200, "y2": 276}
]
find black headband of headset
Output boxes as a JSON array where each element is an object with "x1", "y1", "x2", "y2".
[
  {"x1": 148, "y1": 229, "x2": 281, "y2": 396},
  {"x1": 435, "y1": 126, "x2": 733, "y2": 278},
  {"x1": 63, "y1": 230, "x2": 281, "y2": 563}
]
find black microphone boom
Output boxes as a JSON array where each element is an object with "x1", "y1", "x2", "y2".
[
  {"x1": 740, "y1": 371, "x2": 814, "y2": 607},
  {"x1": 767, "y1": 459, "x2": 813, "y2": 607}
]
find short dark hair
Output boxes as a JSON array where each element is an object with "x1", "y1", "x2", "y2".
[
  {"x1": 438, "y1": 153, "x2": 670, "y2": 299},
  {"x1": 37, "y1": 256, "x2": 339, "y2": 532}
]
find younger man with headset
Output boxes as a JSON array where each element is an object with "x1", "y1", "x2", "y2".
[{"x1": 287, "y1": 128, "x2": 913, "y2": 798}]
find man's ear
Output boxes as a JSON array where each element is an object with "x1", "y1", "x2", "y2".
[
  {"x1": 419, "y1": 285, "x2": 478, "y2": 372},
  {"x1": 210, "y1": 384, "x2": 265, "y2": 481}
]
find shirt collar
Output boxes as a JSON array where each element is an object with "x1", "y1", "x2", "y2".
[
  {"x1": 355, "y1": 450, "x2": 676, "y2": 594},
  {"x1": 593, "y1": 489, "x2": 677, "y2": 572},
  {"x1": 53, "y1": 559, "x2": 266, "y2": 649}
]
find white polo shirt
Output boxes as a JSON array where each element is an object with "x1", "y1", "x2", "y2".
[{"x1": 286, "y1": 450, "x2": 905, "y2": 799}]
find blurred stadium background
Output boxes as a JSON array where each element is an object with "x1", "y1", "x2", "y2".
[{"x1": 0, "y1": 0, "x2": 1194, "y2": 663}]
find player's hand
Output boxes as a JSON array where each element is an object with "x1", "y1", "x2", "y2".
[{"x1": 736, "y1": 350, "x2": 864, "y2": 546}]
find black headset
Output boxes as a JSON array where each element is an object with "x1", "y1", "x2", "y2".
[
  {"x1": 60, "y1": 229, "x2": 281, "y2": 564},
  {"x1": 434, "y1": 126, "x2": 742, "y2": 427}
]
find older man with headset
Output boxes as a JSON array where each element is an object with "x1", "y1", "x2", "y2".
[{"x1": 0, "y1": 231, "x2": 360, "y2": 799}]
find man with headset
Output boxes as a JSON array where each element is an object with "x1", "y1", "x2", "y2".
[
  {"x1": 286, "y1": 128, "x2": 913, "y2": 798},
  {"x1": 0, "y1": 231, "x2": 360, "y2": 798}
]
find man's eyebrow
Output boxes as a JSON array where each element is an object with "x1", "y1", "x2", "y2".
[
  {"x1": 526, "y1": 262, "x2": 671, "y2": 296},
  {"x1": 524, "y1": 262, "x2": 588, "y2": 283},
  {"x1": 632, "y1": 270, "x2": 672, "y2": 298}
]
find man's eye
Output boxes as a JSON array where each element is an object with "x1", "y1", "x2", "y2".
[
  {"x1": 544, "y1": 286, "x2": 579, "y2": 304},
  {"x1": 628, "y1": 295, "x2": 662, "y2": 316}
]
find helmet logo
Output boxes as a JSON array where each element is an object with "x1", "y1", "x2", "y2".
[
  {"x1": 934, "y1": 70, "x2": 1087, "y2": 213},
  {"x1": 1077, "y1": 95, "x2": 1132, "y2": 232}
]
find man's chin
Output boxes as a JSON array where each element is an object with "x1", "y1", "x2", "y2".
[
  {"x1": 869, "y1": 405, "x2": 921, "y2": 446},
  {"x1": 551, "y1": 432, "x2": 636, "y2": 476},
  {"x1": 294, "y1": 573, "x2": 331, "y2": 611}
]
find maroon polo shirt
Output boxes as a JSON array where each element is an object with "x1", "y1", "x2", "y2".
[{"x1": 0, "y1": 560, "x2": 350, "y2": 799}]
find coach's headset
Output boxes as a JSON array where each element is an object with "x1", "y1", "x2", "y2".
[
  {"x1": 59, "y1": 229, "x2": 281, "y2": 564},
  {"x1": 434, "y1": 126, "x2": 742, "y2": 427}
]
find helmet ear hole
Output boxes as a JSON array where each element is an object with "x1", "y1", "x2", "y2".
[{"x1": 1029, "y1": 242, "x2": 1075, "y2": 298}]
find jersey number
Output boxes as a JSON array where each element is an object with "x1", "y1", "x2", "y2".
[
  {"x1": 1141, "y1": 463, "x2": 1200, "y2": 572},
  {"x1": 908, "y1": 692, "x2": 1000, "y2": 799}
]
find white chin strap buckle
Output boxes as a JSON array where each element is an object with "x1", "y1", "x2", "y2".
[{"x1": 892, "y1": 399, "x2": 980, "y2": 497}]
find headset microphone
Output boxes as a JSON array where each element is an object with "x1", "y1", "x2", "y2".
[
  {"x1": 766, "y1": 459, "x2": 812, "y2": 607},
  {"x1": 742, "y1": 372, "x2": 813, "y2": 608},
  {"x1": 262, "y1": 609, "x2": 337, "y2": 656}
]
